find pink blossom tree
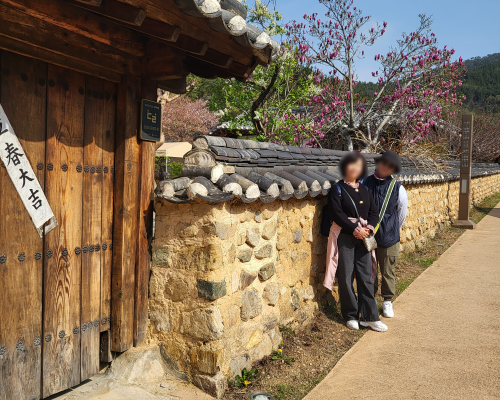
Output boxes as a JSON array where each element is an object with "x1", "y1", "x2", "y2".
[
  {"x1": 161, "y1": 96, "x2": 219, "y2": 142},
  {"x1": 285, "y1": 0, "x2": 465, "y2": 151}
]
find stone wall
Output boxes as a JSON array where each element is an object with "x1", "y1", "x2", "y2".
[
  {"x1": 147, "y1": 173, "x2": 500, "y2": 398},
  {"x1": 400, "y1": 174, "x2": 500, "y2": 251}
]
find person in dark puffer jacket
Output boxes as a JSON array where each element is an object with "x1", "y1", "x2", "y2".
[{"x1": 362, "y1": 151, "x2": 408, "y2": 319}]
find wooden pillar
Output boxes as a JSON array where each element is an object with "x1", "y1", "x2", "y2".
[
  {"x1": 134, "y1": 78, "x2": 157, "y2": 346},
  {"x1": 453, "y1": 114, "x2": 476, "y2": 230},
  {"x1": 111, "y1": 74, "x2": 141, "y2": 352}
]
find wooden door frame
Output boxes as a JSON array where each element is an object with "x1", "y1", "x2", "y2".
[{"x1": 111, "y1": 74, "x2": 157, "y2": 352}]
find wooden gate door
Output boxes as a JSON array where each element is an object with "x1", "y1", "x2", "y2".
[{"x1": 0, "y1": 51, "x2": 116, "y2": 399}]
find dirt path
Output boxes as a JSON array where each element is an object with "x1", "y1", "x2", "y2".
[{"x1": 305, "y1": 203, "x2": 500, "y2": 400}]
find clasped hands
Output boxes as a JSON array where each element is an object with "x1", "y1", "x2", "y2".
[{"x1": 354, "y1": 227, "x2": 371, "y2": 240}]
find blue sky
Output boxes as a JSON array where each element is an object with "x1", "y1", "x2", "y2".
[{"x1": 273, "y1": 0, "x2": 500, "y2": 81}]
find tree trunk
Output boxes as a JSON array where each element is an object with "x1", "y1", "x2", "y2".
[
  {"x1": 250, "y1": 65, "x2": 281, "y2": 135},
  {"x1": 341, "y1": 129, "x2": 354, "y2": 151}
]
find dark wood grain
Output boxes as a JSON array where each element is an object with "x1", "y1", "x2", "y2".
[
  {"x1": 111, "y1": 74, "x2": 141, "y2": 352},
  {"x1": 100, "y1": 80, "x2": 117, "y2": 333},
  {"x1": 42, "y1": 64, "x2": 85, "y2": 397},
  {"x1": 66, "y1": 0, "x2": 147, "y2": 26},
  {"x1": 0, "y1": 4, "x2": 141, "y2": 76},
  {"x1": 134, "y1": 79, "x2": 156, "y2": 346},
  {"x1": 114, "y1": 0, "x2": 254, "y2": 65},
  {"x1": 3, "y1": 0, "x2": 145, "y2": 57},
  {"x1": 0, "y1": 50, "x2": 45, "y2": 400},
  {"x1": 81, "y1": 75, "x2": 104, "y2": 381},
  {"x1": 0, "y1": 34, "x2": 122, "y2": 83}
]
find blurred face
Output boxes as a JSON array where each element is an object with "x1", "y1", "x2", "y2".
[
  {"x1": 344, "y1": 158, "x2": 364, "y2": 181},
  {"x1": 376, "y1": 159, "x2": 396, "y2": 178}
]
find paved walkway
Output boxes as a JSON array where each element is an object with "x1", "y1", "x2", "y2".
[{"x1": 305, "y1": 203, "x2": 500, "y2": 400}]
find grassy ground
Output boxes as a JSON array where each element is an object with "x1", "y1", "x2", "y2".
[{"x1": 225, "y1": 193, "x2": 500, "y2": 400}]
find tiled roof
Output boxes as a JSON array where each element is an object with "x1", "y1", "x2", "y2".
[
  {"x1": 155, "y1": 137, "x2": 500, "y2": 204},
  {"x1": 175, "y1": 0, "x2": 280, "y2": 63}
]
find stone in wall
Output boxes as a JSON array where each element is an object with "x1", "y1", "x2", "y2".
[
  {"x1": 290, "y1": 288, "x2": 300, "y2": 309},
  {"x1": 254, "y1": 243, "x2": 273, "y2": 259},
  {"x1": 152, "y1": 245, "x2": 169, "y2": 267},
  {"x1": 150, "y1": 308, "x2": 171, "y2": 333},
  {"x1": 263, "y1": 316, "x2": 278, "y2": 331},
  {"x1": 181, "y1": 307, "x2": 224, "y2": 341},
  {"x1": 229, "y1": 243, "x2": 237, "y2": 263},
  {"x1": 248, "y1": 332, "x2": 272, "y2": 361},
  {"x1": 190, "y1": 347, "x2": 223, "y2": 375},
  {"x1": 245, "y1": 330, "x2": 263, "y2": 350},
  {"x1": 228, "y1": 305, "x2": 240, "y2": 327},
  {"x1": 164, "y1": 276, "x2": 190, "y2": 302},
  {"x1": 231, "y1": 271, "x2": 238, "y2": 293},
  {"x1": 258, "y1": 262, "x2": 276, "y2": 281},
  {"x1": 263, "y1": 283, "x2": 279, "y2": 306},
  {"x1": 192, "y1": 373, "x2": 227, "y2": 399},
  {"x1": 276, "y1": 236, "x2": 287, "y2": 250},
  {"x1": 262, "y1": 209, "x2": 274, "y2": 220},
  {"x1": 237, "y1": 248, "x2": 253, "y2": 263},
  {"x1": 237, "y1": 231, "x2": 246, "y2": 245},
  {"x1": 178, "y1": 222, "x2": 199, "y2": 238},
  {"x1": 292, "y1": 230, "x2": 302, "y2": 243},
  {"x1": 262, "y1": 220, "x2": 277, "y2": 240},
  {"x1": 301, "y1": 285, "x2": 316, "y2": 301},
  {"x1": 175, "y1": 244, "x2": 223, "y2": 272},
  {"x1": 197, "y1": 279, "x2": 227, "y2": 301},
  {"x1": 240, "y1": 270, "x2": 257, "y2": 290},
  {"x1": 229, "y1": 354, "x2": 252, "y2": 377},
  {"x1": 246, "y1": 228, "x2": 261, "y2": 247},
  {"x1": 241, "y1": 289, "x2": 262, "y2": 321}
]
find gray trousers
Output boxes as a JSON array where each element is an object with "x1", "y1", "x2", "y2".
[
  {"x1": 374, "y1": 242, "x2": 400, "y2": 301},
  {"x1": 336, "y1": 233, "x2": 380, "y2": 322}
]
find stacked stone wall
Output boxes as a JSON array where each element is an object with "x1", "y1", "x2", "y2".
[
  {"x1": 400, "y1": 174, "x2": 500, "y2": 251},
  {"x1": 148, "y1": 173, "x2": 500, "y2": 397}
]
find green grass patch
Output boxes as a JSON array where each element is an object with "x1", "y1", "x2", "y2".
[
  {"x1": 395, "y1": 277, "x2": 416, "y2": 295},
  {"x1": 279, "y1": 325, "x2": 295, "y2": 337},
  {"x1": 415, "y1": 257, "x2": 436, "y2": 267},
  {"x1": 470, "y1": 192, "x2": 500, "y2": 223},
  {"x1": 275, "y1": 384, "x2": 294, "y2": 400}
]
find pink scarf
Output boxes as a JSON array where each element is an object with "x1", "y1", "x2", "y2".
[{"x1": 323, "y1": 218, "x2": 377, "y2": 291}]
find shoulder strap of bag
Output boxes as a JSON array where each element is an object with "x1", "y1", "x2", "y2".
[
  {"x1": 374, "y1": 179, "x2": 396, "y2": 234},
  {"x1": 338, "y1": 185, "x2": 361, "y2": 220}
]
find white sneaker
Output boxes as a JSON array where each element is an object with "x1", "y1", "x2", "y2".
[
  {"x1": 382, "y1": 301, "x2": 394, "y2": 318},
  {"x1": 360, "y1": 320, "x2": 388, "y2": 332},
  {"x1": 346, "y1": 320, "x2": 359, "y2": 330}
]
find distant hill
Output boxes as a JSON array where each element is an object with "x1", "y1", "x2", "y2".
[
  {"x1": 353, "y1": 53, "x2": 500, "y2": 112},
  {"x1": 464, "y1": 53, "x2": 500, "y2": 70},
  {"x1": 462, "y1": 55, "x2": 500, "y2": 112}
]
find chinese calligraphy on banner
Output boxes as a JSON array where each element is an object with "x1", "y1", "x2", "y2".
[{"x1": 0, "y1": 104, "x2": 57, "y2": 237}]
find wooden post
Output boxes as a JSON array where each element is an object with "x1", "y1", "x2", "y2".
[
  {"x1": 111, "y1": 74, "x2": 141, "y2": 352},
  {"x1": 134, "y1": 78, "x2": 156, "y2": 347},
  {"x1": 453, "y1": 114, "x2": 476, "y2": 229},
  {"x1": 43, "y1": 64, "x2": 85, "y2": 396},
  {"x1": 0, "y1": 50, "x2": 45, "y2": 400}
]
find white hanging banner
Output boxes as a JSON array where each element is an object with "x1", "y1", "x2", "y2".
[{"x1": 0, "y1": 105, "x2": 57, "y2": 237}]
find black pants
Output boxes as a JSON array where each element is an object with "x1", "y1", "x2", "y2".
[{"x1": 336, "y1": 233, "x2": 380, "y2": 322}]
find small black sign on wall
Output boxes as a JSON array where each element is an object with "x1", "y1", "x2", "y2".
[{"x1": 140, "y1": 99, "x2": 162, "y2": 142}]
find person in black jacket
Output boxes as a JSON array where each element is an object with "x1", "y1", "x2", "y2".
[{"x1": 327, "y1": 152, "x2": 388, "y2": 332}]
